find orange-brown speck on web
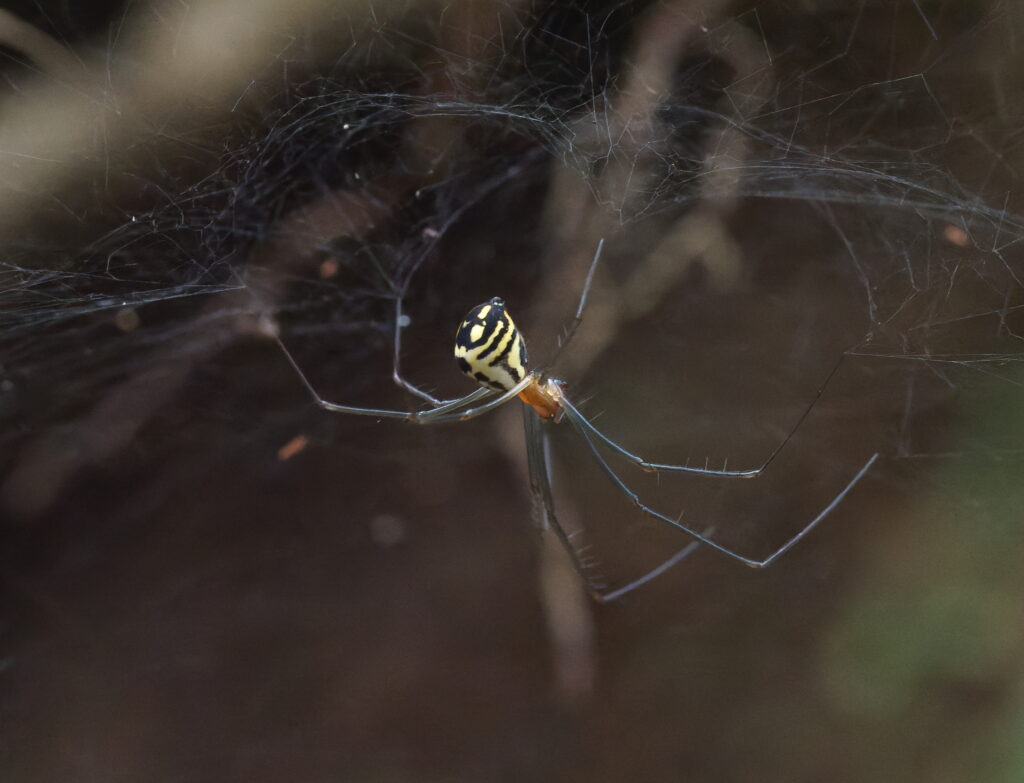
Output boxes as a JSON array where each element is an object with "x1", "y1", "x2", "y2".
[
  {"x1": 277, "y1": 434, "x2": 310, "y2": 460},
  {"x1": 943, "y1": 224, "x2": 970, "y2": 247}
]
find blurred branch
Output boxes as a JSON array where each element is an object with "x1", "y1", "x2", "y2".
[
  {"x1": 0, "y1": 0, "x2": 374, "y2": 237},
  {"x1": 0, "y1": 9, "x2": 85, "y2": 78}
]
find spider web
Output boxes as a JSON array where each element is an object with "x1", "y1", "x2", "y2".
[
  {"x1": 3, "y1": 1, "x2": 1024, "y2": 780},
  {"x1": 0, "y1": 2, "x2": 1019, "y2": 425}
]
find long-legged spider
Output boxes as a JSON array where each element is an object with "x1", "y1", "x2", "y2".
[{"x1": 274, "y1": 241, "x2": 878, "y2": 601}]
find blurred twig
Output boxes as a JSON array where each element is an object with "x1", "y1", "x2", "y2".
[
  {"x1": 0, "y1": 9, "x2": 86, "y2": 79},
  {"x1": 496, "y1": 0, "x2": 777, "y2": 701},
  {"x1": 0, "y1": 0, "x2": 376, "y2": 238}
]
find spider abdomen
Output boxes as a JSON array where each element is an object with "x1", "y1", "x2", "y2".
[{"x1": 454, "y1": 297, "x2": 528, "y2": 391}]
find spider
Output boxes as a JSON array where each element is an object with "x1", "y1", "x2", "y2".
[{"x1": 274, "y1": 241, "x2": 878, "y2": 602}]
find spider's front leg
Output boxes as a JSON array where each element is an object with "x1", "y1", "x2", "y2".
[{"x1": 390, "y1": 296, "x2": 451, "y2": 406}]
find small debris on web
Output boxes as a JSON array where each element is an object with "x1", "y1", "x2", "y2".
[{"x1": 277, "y1": 434, "x2": 310, "y2": 461}]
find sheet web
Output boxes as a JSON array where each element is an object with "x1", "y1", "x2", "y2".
[{"x1": 0, "y1": 0, "x2": 1022, "y2": 552}]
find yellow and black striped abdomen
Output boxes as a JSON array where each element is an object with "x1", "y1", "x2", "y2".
[{"x1": 454, "y1": 297, "x2": 529, "y2": 391}]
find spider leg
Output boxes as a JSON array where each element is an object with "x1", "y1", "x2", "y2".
[
  {"x1": 562, "y1": 400, "x2": 879, "y2": 568},
  {"x1": 422, "y1": 386, "x2": 497, "y2": 416},
  {"x1": 526, "y1": 405, "x2": 711, "y2": 601},
  {"x1": 276, "y1": 336, "x2": 417, "y2": 420},
  {"x1": 523, "y1": 405, "x2": 607, "y2": 598},
  {"x1": 419, "y1": 376, "x2": 534, "y2": 423},
  {"x1": 542, "y1": 238, "x2": 605, "y2": 375},
  {"x1": 277, "y1": 335, "x2": 507, "y2": 422},
  {"x1": 600, "y1": 537, "x2": 704, "y2": 603},
  {"x1": 560, "y1": 354, "x2": 847, "y2": 478},
  {"x1": 275, "y1": 326, "x2": 538, "y2": 427},
  {"x1": 391, "y1": 297, "x2": 447, "y2": 405}
]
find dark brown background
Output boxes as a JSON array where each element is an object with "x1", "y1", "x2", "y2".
[{"x1": 3, "y1": 2, "x2": 1024, "y2": 781}]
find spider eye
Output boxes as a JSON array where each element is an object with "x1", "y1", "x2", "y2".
[{"x1": 454, "y1": 298, "x2": 529, "y2": 391}]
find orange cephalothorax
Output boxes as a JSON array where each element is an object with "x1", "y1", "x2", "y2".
[{"x1": 518, "y1": 376, "x2": 565, "y2": 421}]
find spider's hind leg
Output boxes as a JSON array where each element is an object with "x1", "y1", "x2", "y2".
[
  {"x1": 523, "y1": 405, "x2": 609, "y2": 599},
  {"x1": 524, "y1": 404, "x2": 709, "y2": 602},
  {"x1": 562, "y1": 397, "x2": 878, "y2": 569}
]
